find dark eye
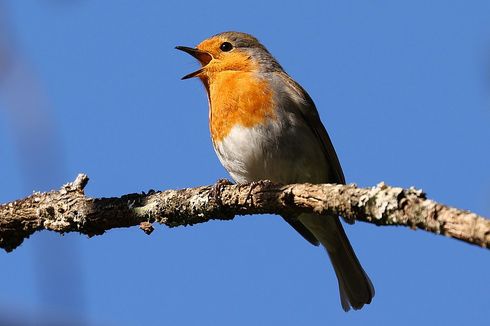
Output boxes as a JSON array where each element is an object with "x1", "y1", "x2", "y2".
[{"x1": 220, "y1": 42, "x2": 233, "y2": 52}]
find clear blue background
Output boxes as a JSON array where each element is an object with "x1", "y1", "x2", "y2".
[{"x1": 0, "y1": 1, "x2": 489, "y2": 325}]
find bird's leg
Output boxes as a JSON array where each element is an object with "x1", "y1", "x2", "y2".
[{"x1": 209, "y1": 178, "x2": 233, "y2": 204}]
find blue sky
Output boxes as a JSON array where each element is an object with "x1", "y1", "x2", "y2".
[{"x1": 0, "y1": 1, "x2": 489, "y2": 325}]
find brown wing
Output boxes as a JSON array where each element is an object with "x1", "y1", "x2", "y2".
[
  {"x1": 280, "y1": 73, "x2": 345, "y2": 185},
  {"x1": 278, "y1": 75, "x2": 374, "y2": 308},
  {"x1": 282, "y1": 214, "x2": 320, "y2": 246}
]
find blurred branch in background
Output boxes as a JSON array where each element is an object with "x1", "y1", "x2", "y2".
[
  {"x1": 0, "y1": 1, "x2": 87, "y2": 325},
  {"x1": 1, "y1": 174, "x2": 488, "y2": 252}
]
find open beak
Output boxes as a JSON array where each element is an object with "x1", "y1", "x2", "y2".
[{"x1": 175, "y1": 46, "x2": 213, "y2": 80}]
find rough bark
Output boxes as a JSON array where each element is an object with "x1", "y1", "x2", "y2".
[{"x1": 0, "y1": 174, "x2": 488, "y2": 252}]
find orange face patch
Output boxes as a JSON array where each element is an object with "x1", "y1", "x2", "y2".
[
  {"x1": 196, "y1": 37, "x2": 256, "y2": 75},
  {"x1": 208, "y1": 71, "x2": 275, "y2": 142},
  {"x1": 196, "y1": 37, "x2": 223, "y2": 58}
]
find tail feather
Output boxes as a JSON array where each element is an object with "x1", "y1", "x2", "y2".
[{"x1": 298, "y1": 213, "x2": 374, "y2": 311}]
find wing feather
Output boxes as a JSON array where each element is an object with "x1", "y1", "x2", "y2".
[{"x1": 279, "y1": 73, "x2": 345, "y2": 185}]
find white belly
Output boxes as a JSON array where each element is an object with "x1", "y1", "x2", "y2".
[{"x1": 213, "y1": 113, "x2": 330, "y2": 184}]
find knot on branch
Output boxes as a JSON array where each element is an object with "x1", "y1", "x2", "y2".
[
  {"x1": 139, "y1": 221, "x2": 154, "y2": 235},
  {"x1": 61, "y1": 173, "x2": 89, "y2": 194},
  {"x1": 41, "y1": 173, "x2": 91, "y2": 232}
]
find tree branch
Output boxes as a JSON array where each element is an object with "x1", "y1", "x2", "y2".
[{"x1": 0, "y1": 173, "x2": 488, "y2": 252}]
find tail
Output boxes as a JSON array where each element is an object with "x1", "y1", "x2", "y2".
[{"x1": 298, "y1": 213, "x2": 374, "y2": 311}]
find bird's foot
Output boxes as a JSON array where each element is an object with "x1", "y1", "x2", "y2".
[
  {"x1": 209, "y1": 178, "x2": 233, "y2": 204},
  {"x1": 245, "y1": 180, "x2": 272, "y2": 204}
]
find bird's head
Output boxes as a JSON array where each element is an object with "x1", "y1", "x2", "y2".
[{"x1": 176, "y1": 31, "x2": 282, "y2": 80}]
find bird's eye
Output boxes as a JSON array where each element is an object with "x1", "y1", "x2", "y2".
[{"x1": 220, "y1": 42, "x2": 233, "y2": 52}]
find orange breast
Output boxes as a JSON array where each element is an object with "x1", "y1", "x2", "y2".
[{"x1": 207, "y1": 71, "x2": 275, "y2": 142}]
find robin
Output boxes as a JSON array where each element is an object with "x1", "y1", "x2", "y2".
[{"x1": 176, "y1": 31, "x2": 374, "y2": 311}]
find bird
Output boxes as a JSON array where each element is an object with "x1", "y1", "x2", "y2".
[{"x1": 176, "y1": 31, "x2": 374, "y2": 311}]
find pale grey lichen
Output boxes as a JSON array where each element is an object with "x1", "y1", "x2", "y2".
[
  {"x1": 188, "y1": 192, "x2": 209, "y2": 214},
  {"x1": 359, "y1": 182, "x2": 404, "y2": 220},
  {"x1": 43, "y1": 218, "x2": 71, "y2": 230},
  {"x1": 133, "y1": 201, "x2": 158, "y2": 218}
]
